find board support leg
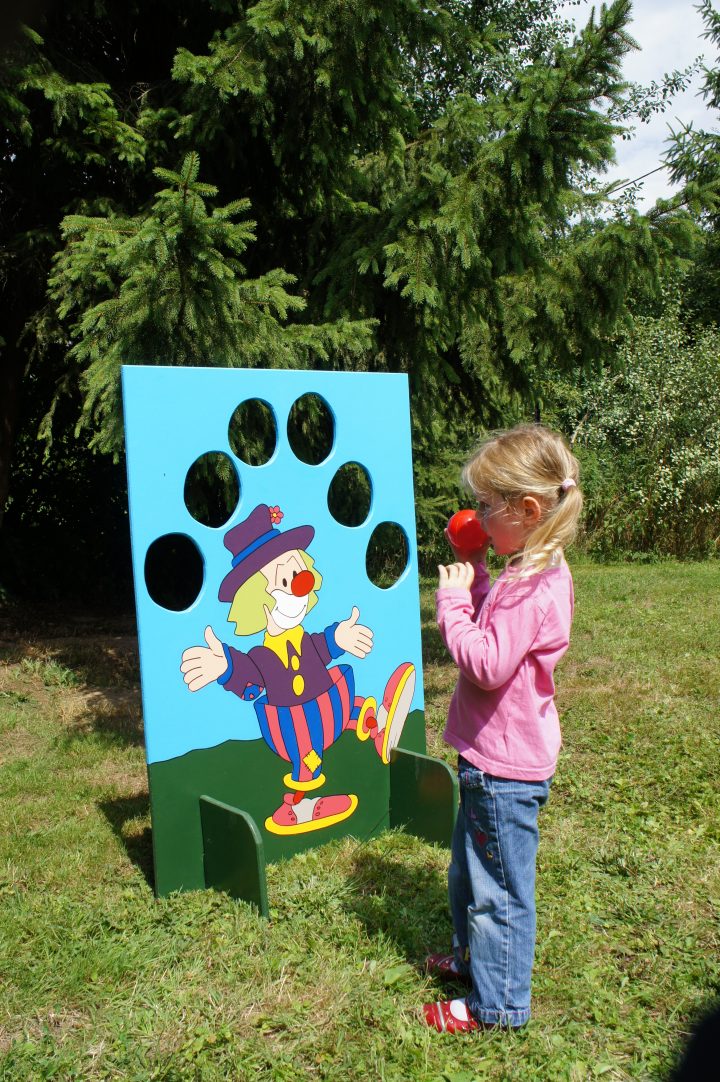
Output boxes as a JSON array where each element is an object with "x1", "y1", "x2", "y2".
[
  {"x1": 389, "y1": 748, "x2": 458, "y2": 847},
  {"x1": 199, "y1": 795, "x2": 269, "y2": 917}
]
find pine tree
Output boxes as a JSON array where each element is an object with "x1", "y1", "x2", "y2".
[
  {"x1": 46, "y1": 153, "x2": 373, "y2": 454},
  {"x1": 663, "y1": 0, "x2": 720, "y2": 326},
  {"x1": 0, "y1": 0, "x2": 703, "y2": 587}
]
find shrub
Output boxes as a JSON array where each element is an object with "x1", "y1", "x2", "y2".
[{"x1": 569, "y1": 303, "x2": 720, "y2": 558}]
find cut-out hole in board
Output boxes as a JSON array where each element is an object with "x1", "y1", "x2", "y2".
[
  {"x1": 366, "y1": 521, "x2": 408, "y2": 589},
  {"x1": 287, "y1": 393, "x2": 334, "y2": 465},
  {"x1": 145, "y1": 534, "x2": 204, "y2": 611},
  {"x1": 328, "y1": 462, "x2": 372, "y2": 527},
  {"x1": 184, "y1": 452, "x2": 240, "y2": 528},
  {"x1": 229, "y1": 399, "x2": 277, "y2": 466}
]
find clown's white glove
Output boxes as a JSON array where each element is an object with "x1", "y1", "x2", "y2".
[
  {"x1": 181, "y1": 626, "x2": 228, "y2": 691},
  {"x1": 335, "y1": 607, "x2": 374, "y2": 659}
]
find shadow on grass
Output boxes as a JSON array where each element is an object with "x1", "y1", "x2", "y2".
[
  {"x1": 48, "y1": 638, "x2": 140, "y2": 688},
  {"x1": 99, "y1": 792, "x2": 155, "y2": 891},
  {"x1": 57, "y1": 688, "x2": 145, "y2": 749},
  {"x1": 666, "y1": 995, "x2": 720, "y2": 1080},
  {"x1": 345, "y1": 845, "x2": 452, "y2": 965},
  {"x1": 0, "y1": 605, "x2": 140, "y2": 688},
  {"x1": 74, "y1": 692, "x2": 145, "y2": 744}
]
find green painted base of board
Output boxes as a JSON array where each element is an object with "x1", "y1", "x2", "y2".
[{"x1": 148, "y1": 708, "x2": 442, "y2": 899}]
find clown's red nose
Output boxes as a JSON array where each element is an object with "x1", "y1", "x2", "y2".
[{"x1": 292, "y1": 570, "x2": 315, "y2": 597}]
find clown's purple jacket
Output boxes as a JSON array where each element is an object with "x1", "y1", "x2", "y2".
[{"x1": 218, "y1": 623, "x2": 343, "y2": 706}]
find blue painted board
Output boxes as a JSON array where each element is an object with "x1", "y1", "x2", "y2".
[{"x1": 122, "y1": 366, "x2": 424, "y2": 779}]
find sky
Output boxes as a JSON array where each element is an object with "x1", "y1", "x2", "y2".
[{"x1": 562, "y1": 0, "x2": 715, "y2": 209}]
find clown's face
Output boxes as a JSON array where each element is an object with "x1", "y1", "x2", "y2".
[{"x1": 260, "y1": 549, "x2": 317, "y2": 631}]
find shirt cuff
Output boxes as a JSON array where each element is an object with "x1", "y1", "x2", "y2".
[
  {"x1": 217, "y1": 643, "x2": 233, "y2": 685},
  {"x1": 324, "y1": 622, "x2": 343, "y2": 659}
]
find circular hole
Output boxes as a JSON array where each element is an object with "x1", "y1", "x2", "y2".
[
  {"x1": 366, "y1": 522, "x2": 409, "y2": 589},
  {"x1": 229, "y1": 399, "x2": 277, "y2": 466},
  {"x1": 184, "y1": 452, "x2": 240, "y2": 528},
  {"x1": 144, "y1": 533, "x2": 204, "y2": 611},
  {"x1": 287, "y1": 393, "x2": 334, "y2": 465},
  {"x1": 328, "y1": 462, "x2": 372, "y2": 527}
]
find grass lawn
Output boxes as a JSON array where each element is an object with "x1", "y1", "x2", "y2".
[{"x1": 1, "y1": 559, "x2": 719, "y2": 1081}]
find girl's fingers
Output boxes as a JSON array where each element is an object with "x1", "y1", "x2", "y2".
[
  {"x1": 438, "y1": 562, "x2": 473, "y2": 589},
  {"x1": 437, "y1": 561, "x2": 474, "y2": 589}
]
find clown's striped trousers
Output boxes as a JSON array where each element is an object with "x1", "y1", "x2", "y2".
[{"x1": 253, "y1": 665, "x2": 361, "y2": 787}]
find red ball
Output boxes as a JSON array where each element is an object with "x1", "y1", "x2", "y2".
[{"x1": 447, "y1": 509, "x2": 489, "y2": 551}]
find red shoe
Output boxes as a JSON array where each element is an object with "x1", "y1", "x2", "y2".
[
  {"x1": 264, "y1": 792, "x2": 358, "y2": 835},
  {"x1": 424, "y1": 953, "x2": 471, "y2": 984},
  {"x1": 422, "y1": 998, "x2": 481, "y2": 1034}
]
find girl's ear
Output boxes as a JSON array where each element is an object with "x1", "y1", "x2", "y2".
[{"x1": 521, "y1": 496, "x2": 543, "y2": 526}]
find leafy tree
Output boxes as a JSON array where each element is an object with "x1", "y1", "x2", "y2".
[
  {"x1": 664, "y1": 0, "x2": 720, "y2": 326},
  {"x1": 665, "y1": 0, "x2": 720, "y2": 204},
  {"x1": 0, "y1": 0, "x2": 702, "y2": 594},
  {"x1": 544, "y1": 295, "x2": 720, "y2": 558}
]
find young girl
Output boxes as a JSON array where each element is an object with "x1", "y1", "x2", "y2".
[{"x1": 422, "y1": 424, "x2": 583, "y2": 1034}]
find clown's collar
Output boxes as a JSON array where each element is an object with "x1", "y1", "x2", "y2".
[{"x1": 262, "y1": 624, "x2": 304, "y2": 668}]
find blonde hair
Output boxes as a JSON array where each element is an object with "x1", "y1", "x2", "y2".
[
  {"x1": 227, "y1": 551, "x2": 322, "y2": 635},
  {"x1": 462, "y1": 424, "x2": 583, "y2": 578}
]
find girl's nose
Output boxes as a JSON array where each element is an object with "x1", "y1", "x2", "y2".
[{"x1": 291, "y1": 570, "x2": 315, "y2": 597}]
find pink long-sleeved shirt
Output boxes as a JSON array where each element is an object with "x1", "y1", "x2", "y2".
[{"x1": 436, "y1": 558, "x2": 574, "y2": 781}]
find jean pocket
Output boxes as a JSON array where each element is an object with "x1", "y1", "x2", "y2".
[{"x1": 458, "y1": 756, "x2": 485, "y2": 790}]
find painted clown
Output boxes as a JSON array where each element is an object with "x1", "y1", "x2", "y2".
[{"x1": 180, "y1": 503, "x2": 415, "y2": 835}]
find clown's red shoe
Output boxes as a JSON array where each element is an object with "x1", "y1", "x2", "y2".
[
  {"x1": 422, "y1": 998, "x2": 481, "y2": 1034},
  {"x1": 424, "y1": 953, "x2": 471, "y2": 984},
  {"x1": 265, "y1": 792, "x2": 358, "y2": 835}
]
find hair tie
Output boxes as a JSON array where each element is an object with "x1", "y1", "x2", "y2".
[{"x1": 560, "y1": 478, "x2": 577, "y2": 492}]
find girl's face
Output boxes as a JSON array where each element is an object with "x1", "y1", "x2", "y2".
[{"x1": 477, "y1": 494, "x2": 541, "y2": 556}]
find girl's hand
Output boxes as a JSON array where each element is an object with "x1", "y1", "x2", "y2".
[
  {"x1": 437, "y1": 562, "x2": 475, "y2": 592},
  {"x1": 444, "y1": 527, "x2": 491, "y2": 564}
]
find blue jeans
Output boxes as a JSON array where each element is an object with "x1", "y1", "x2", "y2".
[{"x1": 449, "y1": 756, "x2": 551, "y2": 1028}]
